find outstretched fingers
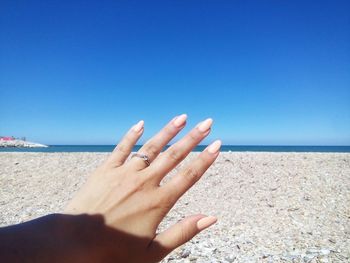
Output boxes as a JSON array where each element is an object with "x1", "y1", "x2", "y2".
[
  {"x1": 106, "y1": 120, "x2": 144, "y2": 167},
  {"x1": 149, "y1": 215, "x2": 217, "y2": 260},
  {"x1": 148, "y1": 141, "x2": 220, "y2": 259},
  {"x1": 149, "y1": 118, "x2": 213, "y2": 183},
  {"x1": 128, "y1": 114, "x2": 188, "y2": 170},
  {"x1": 161, "y1": 140, "x2": 221, "y2": 203}
]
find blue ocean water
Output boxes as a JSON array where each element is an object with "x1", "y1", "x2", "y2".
[{"x1": 0, "y1": 145, "x2": 349, "y2": 153}]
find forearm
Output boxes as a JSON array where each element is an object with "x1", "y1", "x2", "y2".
[{"x1": 0, "y1": 214, "x2": 91, "y2": 263}]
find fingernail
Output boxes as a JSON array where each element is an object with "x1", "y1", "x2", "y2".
[
  {"x1": 133, "y1": 120, "x2": 144, "y2": 132},
  {"x1": 207, "y1": 140, "x2": 221, "y2": 154},
  {"x1": 197, "y1": 118, "x2": 213, "y2": 132},
  {"x1": 197, "y1": 216, "x2": 217, "y2": 231},
  {"x1": 173, "y1": 114, "x2": 187, "y2": 127}
]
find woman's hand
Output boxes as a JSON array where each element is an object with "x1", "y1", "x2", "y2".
[{"x1": 64, "y1": 114, "x2": 221, "y2": 262}]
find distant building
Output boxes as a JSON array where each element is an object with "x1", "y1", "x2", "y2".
[{"x1": 0, "y1": 136, "x2": 15, "y2": 141}]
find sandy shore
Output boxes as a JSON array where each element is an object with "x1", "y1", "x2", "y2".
[{"x1": 0, "y1": 152, "x2": 349, "y2": 262}]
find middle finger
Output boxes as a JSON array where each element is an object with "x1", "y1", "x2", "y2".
[{"x1": 148, "y1": 118, "x2": 213, "y2": 183}]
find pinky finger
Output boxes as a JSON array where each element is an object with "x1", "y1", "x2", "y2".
[
  {"x1": 106, "y1": 120, "x2": 144, "y2": 167},
  {"x1": 149, "y1": 215, "x2": 217, "y2": 260}
]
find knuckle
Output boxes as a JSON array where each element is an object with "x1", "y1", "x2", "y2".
[
  {"x1": 144, "y1": 143, "x2": 159, "y2": 157},
  {"x1": 116, "y1": 143, "x2": 129, "y2": 155},
  {"x1": 159, "y1": 200, "x2": 172, "y2": 215},
  {"x1": 179, "y1": 222, "x2": 191, "y2": 243},
  {"x1": 183, "y1": 166, "x2": 200, "y2": 183},
  {"x1": 198, "y1": 153, "x2": 210, "y2": 165},
  {"x1": 159, "y1": 192, "x2": 173, "y2": 207},
  {"x1": 188, "y1": 130, "x2": 200, "y2": 142},
  {"x1": 166, "y1": 148, "x2": 183, "y2": 162},
  {"x1": 163, "y1": 124, "x2": 175, "y2": 135}
]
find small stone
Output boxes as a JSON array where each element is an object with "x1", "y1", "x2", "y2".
[
  {"x1": 181, "y1": 248, "x2": 190, "y2": 258},
  {"x1": 306, "y1": 248, "x2": 320, "y2": 254},
  {"x1": 328, "y1": 239, "x2": 336, "y2": 244},
  {"x1": 189, "y1": 256, "x2": 197, "y2": 261},
  {"x1": 320, "y1": 249, "x2": 330, "y2": 255},
  {"x1": 225, "y1": 254, "x2": 236, "y2": 263},
  {"x1": 303, "y1": 195, "x2": 311, "y2": 201},
  {"x1": 303, "y1": 254, "x2": 315, "y2": 261}
]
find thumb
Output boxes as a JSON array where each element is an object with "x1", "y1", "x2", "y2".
[{"x1": 149, "y1": 215, "x2": 217, "y2": 260}]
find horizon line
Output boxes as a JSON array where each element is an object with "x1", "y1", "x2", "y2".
[{"x1": 46, "y1": 144, "x2": 350, "y2": 147}]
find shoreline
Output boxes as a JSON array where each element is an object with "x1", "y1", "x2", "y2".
[
  {"x1": 1, "y1": 151, "x2": 350, "y2": 155},
  {"x1": 1, "y1": 152, "x2": 349, "y2": 262},
  {"x1": 1, "y1": 145, "x2": 350, "y2": 153}
]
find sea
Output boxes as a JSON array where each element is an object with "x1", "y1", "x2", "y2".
[{"x1": 0, "y1": 145, "x2": 349, "y2": 153}]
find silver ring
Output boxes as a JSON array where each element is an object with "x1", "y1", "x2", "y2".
[{"x1": 131, "y1": 153, "x2": 150, "y2": 166}]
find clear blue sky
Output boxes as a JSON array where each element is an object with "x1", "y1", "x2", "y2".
[{"x1": 1, "y1": 0, "x2": 349, "y2": 145}]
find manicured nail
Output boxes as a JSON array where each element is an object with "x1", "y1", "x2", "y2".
[
  {"x1": 197, "y1": 216, "x2": 217, "y2": 231},
  {"x1": 133, "y1": 120, "x2": 144, "y2": 132},
  {"x1": 197, "y1": 118, "x2": 213, "y2": 132},
  {"x1": 207, "y1": 140, "x2": 221, "y2": 154},
  {"x1": 173, "y1": 114, "x2": 187, "y2": 127}
]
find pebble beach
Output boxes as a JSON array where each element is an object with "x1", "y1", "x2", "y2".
[{"x1": 0, "y1": 152, "x2": 349, "y2": 262}]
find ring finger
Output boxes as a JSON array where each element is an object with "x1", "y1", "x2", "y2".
[{"x1": 128, "y1": 114, "x2": 187, "y2": 170}]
